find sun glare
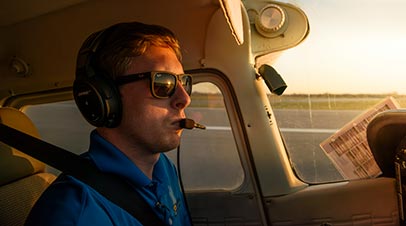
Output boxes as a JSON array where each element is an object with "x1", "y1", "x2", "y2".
[{"x1": 273, "y1": 0, "x2": 406, "y2": 95}]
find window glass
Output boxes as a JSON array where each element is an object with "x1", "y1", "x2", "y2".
[
  {"x1": 167, "y1": 82, "x2": 245, "y2": 191},
  {"x1": 24, "y1": 101, "x2": 93, "y2": 155},
  {"x1": 265, "y1": 0, "x2": 406, "y2": 183}
]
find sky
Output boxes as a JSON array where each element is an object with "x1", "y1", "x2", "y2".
[{"x1": 272, "y1": 0, "x2": 406, "y2": 94}]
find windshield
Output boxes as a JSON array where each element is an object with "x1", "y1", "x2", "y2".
[{"x1": 268, "y1": 0, "x2": 406, "y2": 183}]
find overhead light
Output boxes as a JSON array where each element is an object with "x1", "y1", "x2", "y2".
[{"x1": 9, "y1": 56, "x2": 30, "y2": 77}]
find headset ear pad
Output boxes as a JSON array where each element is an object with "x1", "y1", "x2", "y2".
[{"x1": 73, "y1": 75, "x2": 122, "y2": 128}]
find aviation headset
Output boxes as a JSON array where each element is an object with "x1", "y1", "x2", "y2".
[{"x1": 73, "y1": 26, "x2": 122, "y2": 128}]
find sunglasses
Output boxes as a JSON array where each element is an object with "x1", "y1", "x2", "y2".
[{"x1": 115, "y1": 71, "x2": 192, "y2": 98}]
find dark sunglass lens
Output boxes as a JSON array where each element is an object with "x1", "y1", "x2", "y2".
[
  {"x1": 154, "y1": 73, "x2": 176, "y2": 97},
  {"x1": 181, "y1": 75, "x2": 192, "y2": 95}
]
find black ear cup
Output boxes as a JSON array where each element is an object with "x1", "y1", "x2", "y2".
[
  {"x1": 73, "y1": 28, "x2": 122, "y2": 128},
  {"x1": 73, "y1": 75, "x2": 121, "y2": 128}
]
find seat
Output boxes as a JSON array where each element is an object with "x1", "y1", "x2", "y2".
[
  {"x1": 367, "y1": 109, "x2": 406, "y2": 177},
  {"x1": 0, "y1": 107, "x2": 56, "y2": 226}
]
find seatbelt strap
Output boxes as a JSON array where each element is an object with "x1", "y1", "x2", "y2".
[{"x1": 0, "y1": 123, "x2": 165, "y2": 226}]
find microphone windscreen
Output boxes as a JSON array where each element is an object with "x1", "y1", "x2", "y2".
[{"x1": 179, "y1": 118, "x2": 195, "y2": 129}]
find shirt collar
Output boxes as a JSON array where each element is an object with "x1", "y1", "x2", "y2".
[{"x1": 87, "y1": 130, "x2": 168, "y2": 187}]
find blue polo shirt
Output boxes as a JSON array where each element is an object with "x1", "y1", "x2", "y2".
[{"x1": 25, "y1": 130, "x2": 191, "y2": 226}]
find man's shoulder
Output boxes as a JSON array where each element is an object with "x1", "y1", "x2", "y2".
[
  {"x1": 43, "y1": 174, "x2": 91, "y2": 202},
  {"x1": 26, "y1": 174, "x2": 104, "y2": 225},
  {"x1": 26, "y1": 174, "x2": 143, "y2": 226}
]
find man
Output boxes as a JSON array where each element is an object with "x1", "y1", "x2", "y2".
[{"x1": 25, "y1": 22, "x2": 192, "y2": 226}]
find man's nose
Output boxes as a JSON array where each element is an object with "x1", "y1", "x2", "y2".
[{"x1": 171, "y1": 82, "x2": 191, "y2": 110}]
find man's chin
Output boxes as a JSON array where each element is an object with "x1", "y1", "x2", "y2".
[
  {"x1": 154, "y1": 138, "x2": 181, "y2": 153},
  {"x1": 166, "y1": 142, "x2": 181, "y2": 152}
]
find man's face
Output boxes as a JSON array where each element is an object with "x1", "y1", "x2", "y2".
[{"x1": 116, "y1": 45, "x2": 191, "y2": 154}]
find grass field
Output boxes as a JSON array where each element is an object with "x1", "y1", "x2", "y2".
[{"x1": 190, "y1": 93, "x2": 406, "y2": 110}]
